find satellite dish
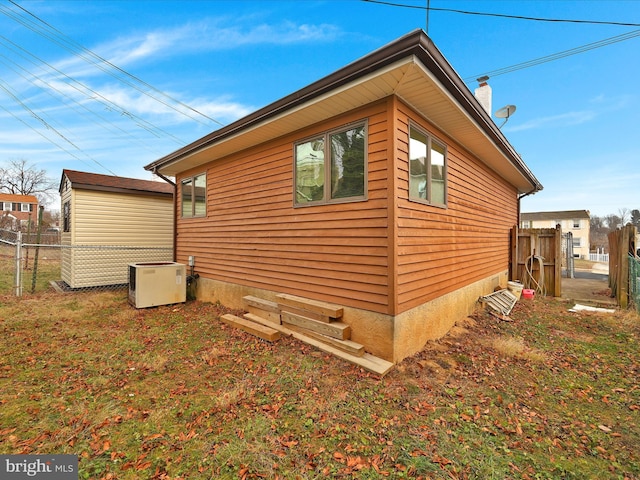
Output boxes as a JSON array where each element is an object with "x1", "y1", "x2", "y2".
[{"x1": 494, "y1": 104, "x2": 517, "y2": 128}]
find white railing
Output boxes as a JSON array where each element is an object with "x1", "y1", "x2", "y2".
[{"x1": 589, "y1": 252, "x2": 609, "y2": 263}]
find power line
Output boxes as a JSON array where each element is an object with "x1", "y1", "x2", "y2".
[
  {"x1": 464, "y1": 28, "x2": 640, "y2": 82},
  {"x1": 5, "y1": 0, "x2": 225, "y2": 127},
  {"x1": 0, "y1": 34, "x2": 187, "y2": 146},
  {"x1": 362, "y1": 0, "x2": 640, "y2": 27},
  {"x1": 0, "y1": 80, "x2": 118, "y2": 175}
]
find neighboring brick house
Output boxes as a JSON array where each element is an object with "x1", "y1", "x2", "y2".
[
  {"x1": 521, "y1": 210, "x2": 590, "y2": 259},
  {"x1": 0, "y1": 193, "x2": 38, "y2": 230}
]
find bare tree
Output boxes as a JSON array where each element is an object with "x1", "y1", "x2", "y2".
[
  {"x1": 0, "y1": 159, "x2": 57, "y2": 205},
  {"x1": 618, "y1": 207, "x2": 631, "y2": 226}
]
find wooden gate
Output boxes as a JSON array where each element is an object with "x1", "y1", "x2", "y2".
[
  {"x1": 608, "y1": 224, "x2": 638, "y2": 308},
  {"x1": 511, "y1": 225, "x2": 562, "y2": 297}
]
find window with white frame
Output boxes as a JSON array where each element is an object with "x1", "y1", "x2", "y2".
[
  {"x1": 522, "y1": 220, "x2": 531, "y2": 228},
  {"x1": 21, "y1": 203, "x2": 31, "y2": 212},
  {"x1": 408, "y1": 124, "x2": 447, "y2": 206},
  {"x1": 572, "y1": 219, "x2": 580, "y2": 229},
  {"x1": 2, "y1": 202, "x2": 11, "y2": 211},
  {"x1": 181, "y1": 173, "x2": 206, "y2": 218},
  {"x1": 294, "y1": 121, "x2": 367, "y2": 205},
  {"x1": 573, "y1": 237, "x2": 582, "y2": 248}
]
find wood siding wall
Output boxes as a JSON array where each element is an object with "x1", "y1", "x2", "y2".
[
  {"x1": 394, "y1": 99, "x2": 518, "y2": 312},
  {"x1": 176, "y1": 101, "x2": 393, "y2": 314},
  {"x1": 177, "y1": 96, "x2": 521, "y2": 316}
]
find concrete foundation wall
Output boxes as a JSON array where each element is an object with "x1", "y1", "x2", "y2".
[{"x1": 195, "y1": 271, "x2": 507, "y2": 363}]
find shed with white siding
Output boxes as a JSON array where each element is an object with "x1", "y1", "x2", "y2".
[{"x1": 59, "y1": 169, "x2": 174, "y2": 288}]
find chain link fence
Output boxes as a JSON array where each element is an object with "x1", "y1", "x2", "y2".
[
  {"x1": 630, "y1": 254, "x2": 640, "y2": 313},
  {"x1": 1, "y1": 228, "x2": 173, "y2": 296}
]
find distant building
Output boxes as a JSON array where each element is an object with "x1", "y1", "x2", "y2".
[
  {"x1": 0, "y1": 193, "x2": 39, "y2": 230},
  {"x1": 521, "y1": 210, "x2": 590, "y2": 259}
]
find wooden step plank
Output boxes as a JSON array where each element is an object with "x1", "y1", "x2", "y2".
[
  {"x1": 281, "y1": 310, "x2": 350, "y2": 340},
  {"x1": 276, "y1": 293, "x2": 343, "y2": 319},
  {"x1": 286, "y1": 324, "x2": 365, "y2": 357},
  {"x1": 289, "y1": 329, "x2": 394, "y2": 377},
  {"x1": 243, "y1": 314, "x2": 392, "y2": 376},
  {"x1": 244, "y1": 313, "x2": 294, "y2": 336},
  {"x1": 220, "y1": 314, "x2": 280, "y2": 342},
  {"x1": 243, "y1": 295, "x2": 280, "y2": 313},
  {"x1": 278, "y1": 304, "x2": 333, "y2": 324},
  {"x1": 246, "y1": 305, "x2": 281, "y2": 325}
]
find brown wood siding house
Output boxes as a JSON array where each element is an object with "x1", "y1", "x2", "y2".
[{"x1": 146, "y1": 30, "x2": 542, "y2": 363}]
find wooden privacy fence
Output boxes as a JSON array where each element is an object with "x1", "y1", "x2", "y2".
[
  {"x1": 511, "y1": 226, "x2": 562, "y2": 297},
  {"x1": 608, "y1": 224, "x2": 638, "y2": 309}
]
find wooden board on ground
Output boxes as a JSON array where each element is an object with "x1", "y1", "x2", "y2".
[
  {"x1": 242, "y1": 314, "x2": 393, "y2": 376},
  {"x1": 278, "y1": 304, "x2": 333, "y2": 323},
  {"x1": 281, "y1": 310, "x2": 350, "y2": 340},
  {"x1": 244, "y1": 313, "x2": 294, "y2": 336},
  {"x1": 276, "y1": 293, "x2": 343, "y2": 319},
  {"x1": 246, "y1": 305, "x2": 281, "y2": 324},
  {"x1": 220, "y1": 314, "x2": 280, "y2": 342},
  {"x1": 286, "y1": 324, "x2": 365, "y2": 357},
  {"x1": 289, "y1": 329, "x2": 394, "y2": 377}
]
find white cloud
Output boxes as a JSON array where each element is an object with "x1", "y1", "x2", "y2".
[{"x1": 506, "y1": 110, "x2": 596, "y2": 132}]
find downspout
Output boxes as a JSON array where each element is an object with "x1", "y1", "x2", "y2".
[
  {"x1": 153, "y1": 168, "x2": 178, "y2": 263},
  {"x1": 513, "y1": 187, "x2": 538, "y2": 281},
  {"x1": 517, "y1": 188, "x2": 538, "y2": 226}
]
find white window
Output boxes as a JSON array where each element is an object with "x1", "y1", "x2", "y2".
[
  {"x1": 21, "y1": 203, "x2": 31, "y2": 212},
  {"x1": 408, "y1": 124, "x2": 447, "y2": 206},
  {"x1": 522, "y1": 220, "x2": 530, "y2": 228},
  {"x1": 2, "y1": 202, "x2": 11, "y2": 211},
  {"x1": 573, "y1": 219, "x2": 580, "y2": 229},
  {"x1": 181, "y1": 173, "x2": 206, "y2": 218},
  {"x1": 573, "y1": 237, "x2": 582, "y2": 248}
]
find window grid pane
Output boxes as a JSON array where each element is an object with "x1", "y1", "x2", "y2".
[
  {"x1": 330, "y1": 125, "x2": 365, "y2": 200},
  {"x1": 181, "y1": 178, "x2": 193, "y2": 217},
  {"x1": 295, "y1": 138, "x2": 325, "y2": 204}
]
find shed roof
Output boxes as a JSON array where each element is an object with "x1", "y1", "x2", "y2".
[
  {"x1": 60, "y1": 169, "x2": 173, "y2": 197},
  {"x1": 145, "y1": 29, "x2": 541, "y2": 195},
  {"x1": 521, "y1": 210, "x2": 590, "y2": 221},
  {"x1": 0, "y1": 193, "x2": 39, "y2": 204}
]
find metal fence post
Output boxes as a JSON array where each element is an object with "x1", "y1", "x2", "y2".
[{"x1": 15, "y1": 231, "x2": 22, "y2": 297}]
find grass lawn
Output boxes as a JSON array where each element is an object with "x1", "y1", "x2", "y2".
[{"x1": 1, "y1": 290, "x2": 638, "y2": 479}]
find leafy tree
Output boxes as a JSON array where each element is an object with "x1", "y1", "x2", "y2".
[{"x1": 0, "y1": 159, "x2": 57, "y2": 206}]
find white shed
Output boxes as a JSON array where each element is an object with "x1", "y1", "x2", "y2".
[{"x1": 59, "y1": 169, "x2": 174, "y2": 288}]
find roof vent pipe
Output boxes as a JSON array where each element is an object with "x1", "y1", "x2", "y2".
[{"x1": 474, "y1": 76, "x2": 492, "y2": 115}]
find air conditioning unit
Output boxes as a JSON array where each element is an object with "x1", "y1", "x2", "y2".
[{"x1": 128, "y1": 262, "x2": 186, "y2": 308}]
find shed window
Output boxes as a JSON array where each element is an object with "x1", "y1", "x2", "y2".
[
  {"x1": 62, "y1": 201, "x2": 70, "y2": 232},
  {"x1": 181, "y1": 173, "x2": 206, "y2": 218},
  {"x1": 295, "y1": 121, "x2": 366, "y2": 205},
  {"x1": 409, "y1": 124, "x2": 447, "y2": 207}
]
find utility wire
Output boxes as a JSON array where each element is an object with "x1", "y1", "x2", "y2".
[
  {"x1": 362, "y1": 0, "x2": 640, "y2": 27},
  {"x1": 0, "y1": 53, "x2": 168, "y2": 158},
  {"x1": 0, "y1": 35, "x2": 187, "y2": 146},
  {"x1": 0, "y1": 79, "x2": 118, "y2": 175},
  {"x1": 464, "y1": 28, "x2": 640, "y2": 82},
  {"x1": 5, "y1": 0, "x2": 225, "y2": 127}
]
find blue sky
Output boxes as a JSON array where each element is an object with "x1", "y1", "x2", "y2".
[{"x1": 1, "y1": 0, "x2": 639, "y2": 216}]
